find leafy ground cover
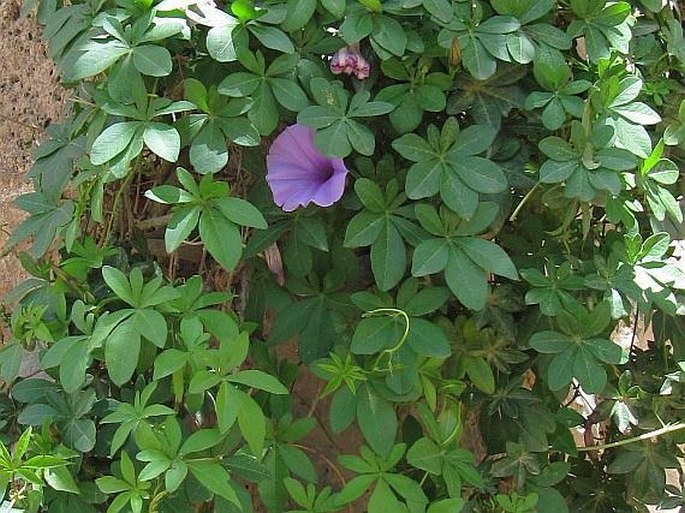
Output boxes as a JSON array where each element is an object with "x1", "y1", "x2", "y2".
[{"x1": 1, "y1": 0, "x2": 685, "y2": 512}]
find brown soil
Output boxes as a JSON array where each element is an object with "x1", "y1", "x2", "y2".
[{"x1": 0, "y1": 0, "x2": 67, "y2": 303}]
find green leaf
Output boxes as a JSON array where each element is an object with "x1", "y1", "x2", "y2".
[
  {"x1": 368, "y1": 479, "x2": 403, "y2": 513},
  {"x1": 320, "y1": 0, "x2": 345, "y2": 17},
  {"x1": 355, "y1": 178, "x2": 386, "y2": 213},
  {"x1": 227, "y1": 369, "x2": 288, "y2": 394},
  {"x1": 385, "y1": 473, "x2": 428, "y2": 504},
  {"x1": 452, "y1": 125, "x2": 497, "y2": 156},
  {"x1": 428, "y1": 498, "x2": 466, "y2": 513},
  {"x1": 45, "y1": 466, "x2": 80, "y2": 494},
  {"x1": 219, "y1": 72, "x2": 261, "y2": 98},
  {"x1": 529, "y1": 331, "x2": 568, "y2": 353},
  {"x1": 539, "y1": 136, "x2": 576, "y2": 161},
  {"x1": 249, "y1": 24, "x2": 294, "y2": 53},
  {"x1": 281, "y1": 0, "x2": 316, "y2": 31},
  {"x1": 347, "y1": 119, "x2": 376, "y2": 156},
  {"x1": 411, "y1": 239, "x2": 448, "y2": 276},
  {"x1": 64, "y1": 418, "x2": 96, "y2": 453},
  {"x1": 238, "y1": 393, "x2": 266, "y2": 457},
  {"x1": 573, "y1": 346, "x2": 607, "y2": 393},
  {"x1": 457, "y1": 238, "x2": 518, "y2": 279},
  {"x1": 372, "y1": 15, "x2": 407, "y2": 56},
  {"x1": 298, "y1": 106, "x2": 340, "y2": 129},
  {"x1": 213, "y1": 197, "x2": 267, "y2": 229},
  {"x1": 206, "y1": 20, "x2": 242, "y2": 62},
  {"x1": 63, "y1": 40, "x2": 130, "y2": 81},
  {"x1": 407, "y1": 437, "x2": 443, "y2": 474},
  {"x1": 199, "y1": 209, "x2": 242, "y2": 271},
  {"x1": 152, "y1": 349, "x2": 189, "y2": 381},
  {"x1": 102, "y1": 266, "x2": 135, "y2": 305},
  {"x1": 344, "y1": 211, "x2": 384, "y2": 247},
  {"x1": 462, "y1": 38, "x2": 497, "y2": 80},
  {"x1": 190, "y1": 122, "x2": 229, "y2": 174},
  {"x1": 445, "y1": 248, "x2": 488, "y2": 310},
  {"x1": 216, "y1": 382, "x2": 240, "y2": 433},
  {"x1": 464, "y1": 357, "x2": 495, "y2": 394},
  {"x1": 613, "y1": 102, "x2": 660, "y2": 125},
  {"x1": 440, "y1": 173, "x2": 478, "y2": 219},
  {"x1": 180, "y1": 429, "x2": 223, "y2": 456},
  {"x1": 270, "y1": 78, "x2": 309, "y2": 111},
  {"x1": 145, "y1": 185, "x2": 193, "y2": 204},
  {"x1": 357, "y1": 384, "x2": 397, "y2": 458},
  {"x1": 547, "y1": 347, "x2": 576, "y2": 391},
  {"x1": 423, "y1": 0, "x2": 453, "y2": 23},
  {"x1": 296, "y1": 217, "x2": 328, "y2": 251},
  {"x1": 132, "y1": 45, "x2": 172, "y2": 76},
  {"x1": 189, "y1": 460, "x2": 241, "y2": 506},
  {"x1": 407, "y1": 319, "x2": 450, "y2": 357},
  {"x1": 279, "y1": 445, "x2": 317, "y2": 483},
  {"x1": 105, "y1": 320, "x2": 141, "y2": 386},
  {"x1": 586, "y1": 338, "x2": 626, "y2": 365},
  {"x1": 165, "y1": 206, "x2": 200, "y2": 253},
  {"x1": 330, "y1": 387, "x2": 357, "y2": 433},
  {"x1": 392, "y1": 133, "x2": 436, "y2": 162},
  {"x1": 91, "y1": 122, "x2": 140, "y2": 165},
  {"x1": 143, "y1": 123, "x2": 180, "y2": 162},
  {"x1": 370, "y1": 221, "x2": 406, "y2": 291},
  {"x1": 249, "y1": 82, "x2": 279, "y2": 135},
  {"x1": 539, "y1": 159, "x2": 579, "y2": 183},
  {"x1": 407, "y1": 159, "x2": 445, "y2": 201},
  {"x1": 351, "y1": 316, "x2": 405, "y2": 355},
  {"x1": 133, "y1": 309, "x2": 167, "y2": 347}
]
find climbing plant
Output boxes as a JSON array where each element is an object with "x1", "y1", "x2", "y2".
[{"x1": 1, "y1": 0, "x2": 685, "y2": 511}]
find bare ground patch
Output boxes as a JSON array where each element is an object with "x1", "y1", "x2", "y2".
[{"x1": 0, "y1": 0, "x2": 66, "y2": 302}]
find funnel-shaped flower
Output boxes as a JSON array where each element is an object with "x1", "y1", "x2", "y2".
[
  {"x1": 266, "y1": 124, "x2": 349, "y2": 212},
  {"x1": 330, "y1": 44, "x2": 370, "y2": 80}
]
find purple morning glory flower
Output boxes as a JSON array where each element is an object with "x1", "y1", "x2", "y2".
[{"x1": 266, "y1": 124, "x2": 349, "y2": 212}]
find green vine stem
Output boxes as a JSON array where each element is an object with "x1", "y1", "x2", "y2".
[
  {"x1": 577, "y1": 422, "x2": 685, "y2": 452},
  {"x1": 363, "y1": 308, "x2": 410, "y2": 373},
  {"x1": 509, "y1": 181, "x2": 540, "y2": 222}
]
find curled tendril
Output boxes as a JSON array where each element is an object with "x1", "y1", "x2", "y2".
[{"x1": 362, "y1": 308, "x2": 410, "y2": 373}]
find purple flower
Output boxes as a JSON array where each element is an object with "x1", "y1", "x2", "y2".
[
  {"x1": 330, "y1": 43, "x2": 370, "y2": 80},
  {"x1": 266, "y1": 124, "x2": 349, "y2": 212}
]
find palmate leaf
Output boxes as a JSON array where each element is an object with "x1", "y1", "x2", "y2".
[
  {"x1": 567, "y1": 0, "x2": 632, "y2": 62},
  {"x1": 6, "y1": 194, "x2": 75, "y2": 258},
  {"x1": 411, "y1": 204, "x2": 517, "y2": 310},
  {"x1": 447, "y1": 64, "x2": 527, "y2": 130},
  {"x1": 27, "y1": 124, "x2": 87, "y2": 202},
  {"x1": 298, "y1": 79, "x2": 393, "y2": 158},
  {"x1": 267, "y1": 296, "x2": 337, "y2": 363},
  {"x1": 40, "y1": 2, "x2": 94, "y2": 63},
  {"x1": 530, "y1": 304, "x2": 627, "y2": 393},
  {"x1": 394, "y1": 119, "x2": 507, "y2": 219}
]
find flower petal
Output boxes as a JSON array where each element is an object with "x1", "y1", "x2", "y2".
[
  {"x1": 268, "y1": 124, "x2": 329, "y2": 170},
  {"x1": 266, "y1": 124, "x2": 349, "y2": 212}
]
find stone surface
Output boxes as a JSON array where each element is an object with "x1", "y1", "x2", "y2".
[{"x1": 0, "y1": 0, "x2": 67, "y2": 303}]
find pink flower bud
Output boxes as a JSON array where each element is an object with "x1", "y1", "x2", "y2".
[{"x1": 330, "y1": 44, "x2": 370, "y2": 80}]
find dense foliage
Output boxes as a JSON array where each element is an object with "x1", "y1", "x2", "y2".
[{"x1": 2, "y1": 0, "x2": 685, "y2": 511}]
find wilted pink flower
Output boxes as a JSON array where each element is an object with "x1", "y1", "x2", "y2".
[
  {"x1": 266, "y1": 124, "x2": 349, "y2": 212},
  {"x1": 330, "y1": 43, "x2": 370, "y2": 80}
]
